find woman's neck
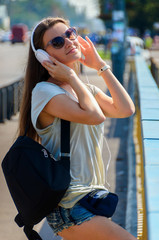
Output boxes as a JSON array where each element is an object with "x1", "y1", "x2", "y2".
[
  {"x1": 47, "y1": 77, "x2": 66, "y2": 87},
  {"x1": 47, "y1": 77, "x2": 77, "y2": 100}
]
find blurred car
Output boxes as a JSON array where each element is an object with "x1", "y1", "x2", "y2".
[
  {"x1": 11, "y1": 24, "x2": 28, "y2": 44},
  {"x1": 0, "y1": 30, "x2": 12, "y2": 42},
  {"x1": 0, "y1": 30, "x2": 4, "y2": 41}
]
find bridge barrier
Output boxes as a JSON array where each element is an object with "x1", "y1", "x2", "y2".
[
  {"x1": 134, "y1": 55, "x2": 159, "y2": 240},
  {"x1": 0, "y1": 78, "x2": 23, "y2": 123},
  {"x1": 151, "y1": 57, "x2": 159, "y2": 87}
]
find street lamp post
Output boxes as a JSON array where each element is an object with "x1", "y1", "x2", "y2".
[{"x1": 111, "y1": 0, "x2": 126, "y2": 84}]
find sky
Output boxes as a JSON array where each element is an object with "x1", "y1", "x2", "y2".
[
  {"x1": 67, "y1": 0, "x2": 105, "y2": 32},
  {"x1": 68, "y1": 0, "x2": 100, "y2": 19}
]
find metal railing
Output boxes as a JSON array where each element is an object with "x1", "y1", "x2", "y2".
[{"x1": 0, "y1": 77, "x2": 23, "y2": 123}]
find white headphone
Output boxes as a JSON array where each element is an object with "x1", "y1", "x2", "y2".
[{"x1": 31, "y1": 22, "x2": 52, "y2": 64}]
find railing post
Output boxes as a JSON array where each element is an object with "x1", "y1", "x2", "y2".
[
  {"x1": 0, "y1": 77, "x2": 23, "y2": 123},
  {"x1": 0, "y1": 87, "x2": 7, "y2": 123},
  {"x1": 7, "y1": 85, "x2": 14, "y2": 120},
  {"x1": 13, "y1": 82, "x2": 19, "y2": 115}
]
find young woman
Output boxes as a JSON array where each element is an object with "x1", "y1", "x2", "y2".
[{"x1": 18, "y1": 17, "x2": 136, "y2": 240}]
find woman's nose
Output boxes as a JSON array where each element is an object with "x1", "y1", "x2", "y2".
[{"x1": 65, "y1": 37, "x2": 74, "y2": 47}]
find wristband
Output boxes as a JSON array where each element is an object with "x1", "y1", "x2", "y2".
[{"x1": 97, "y1": 65, "x2": 111, "y2": 76}]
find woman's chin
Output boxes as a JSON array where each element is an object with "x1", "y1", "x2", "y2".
[{"x1": 64, "y1": 55, "x2": 81, "y2": 66}]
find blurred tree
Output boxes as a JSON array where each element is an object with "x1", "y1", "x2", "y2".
[
  {"x1": 125, "y1": 0, "x2": 159, "y2": 35},
  {"x1": 10, "y1": 0, "x2": 60, "y2": 27},
  {"x1": 98, "y1": 0, "x2": 114, "y2": 28},
  {"x1": 98, "y1": 0, "x2": 159, "y2": 35},
  {"x1": 10, "y1": 0, "x2": 87, "y2": 29}
]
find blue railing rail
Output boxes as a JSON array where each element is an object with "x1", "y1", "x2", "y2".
[
  {"x1": 0, "y1": 77, "x2": 23, "y2": 123},
  {"x1": 135, "y1": 55, "x2": 159, "y2": 240},
  {"x1": 151, "y1": 57, "x2": 159, "y2": 87}
]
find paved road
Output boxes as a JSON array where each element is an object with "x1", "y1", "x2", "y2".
[
  {"x1": 0, "y1": 42, "x2": 134, "y2": 239},
  {"x1": 0, "y1": 42, "x2": 28, "y2": 86}
]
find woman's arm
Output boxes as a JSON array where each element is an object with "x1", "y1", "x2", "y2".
[
  {"x1": 95, "y1": 69, "x2": 135, "y2": 118},
  {"x1": 78, "y1": 36, "x2": 135, "y2": 118},
  {"x1": 41, "y1": 58, "x2": 106, "y2": 125}
]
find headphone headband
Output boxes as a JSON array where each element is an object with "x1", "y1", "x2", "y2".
[
  {"x1": 30, "y1": 20, "x2": 52, "y2": 64},
  {"x1": 30, "y1": 21, "x2": 42, "y2": 53}
]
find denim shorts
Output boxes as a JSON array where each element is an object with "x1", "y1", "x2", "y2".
[{"x1": 46, "y1": 203, "x2": 96, "y2": 235}]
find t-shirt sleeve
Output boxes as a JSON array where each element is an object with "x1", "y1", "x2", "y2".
[
  {"x1": 31, "y1": 82, "x2": 66, "y2": 129},
  {"x1": 86, "y1": 83, "x2": 101, "y2": 97}
]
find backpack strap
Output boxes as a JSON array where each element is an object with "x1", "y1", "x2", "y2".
[
  {"x1": 60, "y1": 120, "x2": 70, "y2": 159},
  {"x1": 15, "y1": 213, "x2": 24, "y2": 227},
  {"x1": 15, "y1": 214, "x2": 42, "y2": 240},
  {"x1": 24, "y1": 120, "x2": 70, "y2": 156},
  {"x1": 24, "y1": 225, "x2": 42, "y2": 240}
]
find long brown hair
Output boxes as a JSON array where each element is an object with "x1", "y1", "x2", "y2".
[{"x1": 18, "y1": 17, "x2": 72, "y2": 141}]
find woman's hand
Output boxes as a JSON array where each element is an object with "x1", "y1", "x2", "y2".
[
  {"x1": 42, "y1": 56, "x2": 76, "y2": 83},
  {"x1": 41, "y1": 55, "x2": 106, "y2": 125},
  {"x1": 78, "y1": 36, "x2": 105, "y2": 70}
]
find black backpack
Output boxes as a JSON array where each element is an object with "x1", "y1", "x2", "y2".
[{"x1": 1, "y1": 120, "x2": 70, "y2": 240}]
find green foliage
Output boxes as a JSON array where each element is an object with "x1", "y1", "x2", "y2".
[
  {"x1": 97, "y1": 49, "x2": 111, "y2": 60},
  {"x1": 10, "y1": 0, "x2": 58, "y2": 27},
  {"x1": 98, "y1": 0, "x2": 114, "y2": 21},
  {"x1": 98, "y1": 0, "x2": 159, "y2": 35},
  {"x1": 125, "y1": 0, "x2": 159, "y2": 34}
]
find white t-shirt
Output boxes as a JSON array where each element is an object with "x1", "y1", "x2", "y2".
[{"x1": 31, "y1": 81, "x2": 108, "y2": 208}]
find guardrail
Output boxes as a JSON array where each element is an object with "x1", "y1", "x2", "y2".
[
  {"x1": 134, "y1": 55, "x2": 159, "y2": 240},
  {"x1": 0, "y1": 77, "x2": 23, "y2": 123},
  {"x1": 151, "y1": 57, "x2": 159, "y2": 87}
]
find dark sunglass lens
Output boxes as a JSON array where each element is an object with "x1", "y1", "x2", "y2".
[
  {"x1": 52, "y1": 36, "x2": 65, "y2": 49},
  {"x1": 66, "y1": 28, "x2": 77, "y2": 40}
]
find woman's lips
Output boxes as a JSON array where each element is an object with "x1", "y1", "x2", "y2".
[{"x1": 66, "y1": 47, "x2": 77, "y2": 55}]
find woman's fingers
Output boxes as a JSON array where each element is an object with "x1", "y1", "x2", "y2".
[
  {"x1": 77, "y1": 35, "x2": 90, "y2": 48},
  {"x1": 42, "y1": 61, "x2": 52, "y2": 69},
  {"x1": 42, "y1": 57, "x2": 74, "y2": 83},
  {"x1": 49, "y1": 56, "x2": 59, "y2": 65},
  {"x1": 85, "y1": 36, "x2": 95, "y2": 48},
  {"x1": 78, "y1": 35, "x2": 94, "y2": 50},
  {"x1": 79, "y1": 43, "x2": 85, "y2": 51},
  {"x1": 42, "y1": 56, "x2": 64, "y2": 73},
  {"x1": 48, "y1": 71, "x2": 54, "y2": 77},
  {"x1": 79, "y1": 44, "x2": 86, "y2": 57}
]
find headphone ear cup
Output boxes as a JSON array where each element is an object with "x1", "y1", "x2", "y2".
[{"x1": 35, "y1": 49, "x2": 52, "y2": 64}]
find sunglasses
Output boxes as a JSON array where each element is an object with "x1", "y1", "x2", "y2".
[{"x1": 44, "y1": 27, "x2": 77, "y2": 50}]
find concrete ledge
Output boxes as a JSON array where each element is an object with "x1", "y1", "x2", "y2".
[{"x1": 135, "y1": 55, "x2": 159, "y2": 239}]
